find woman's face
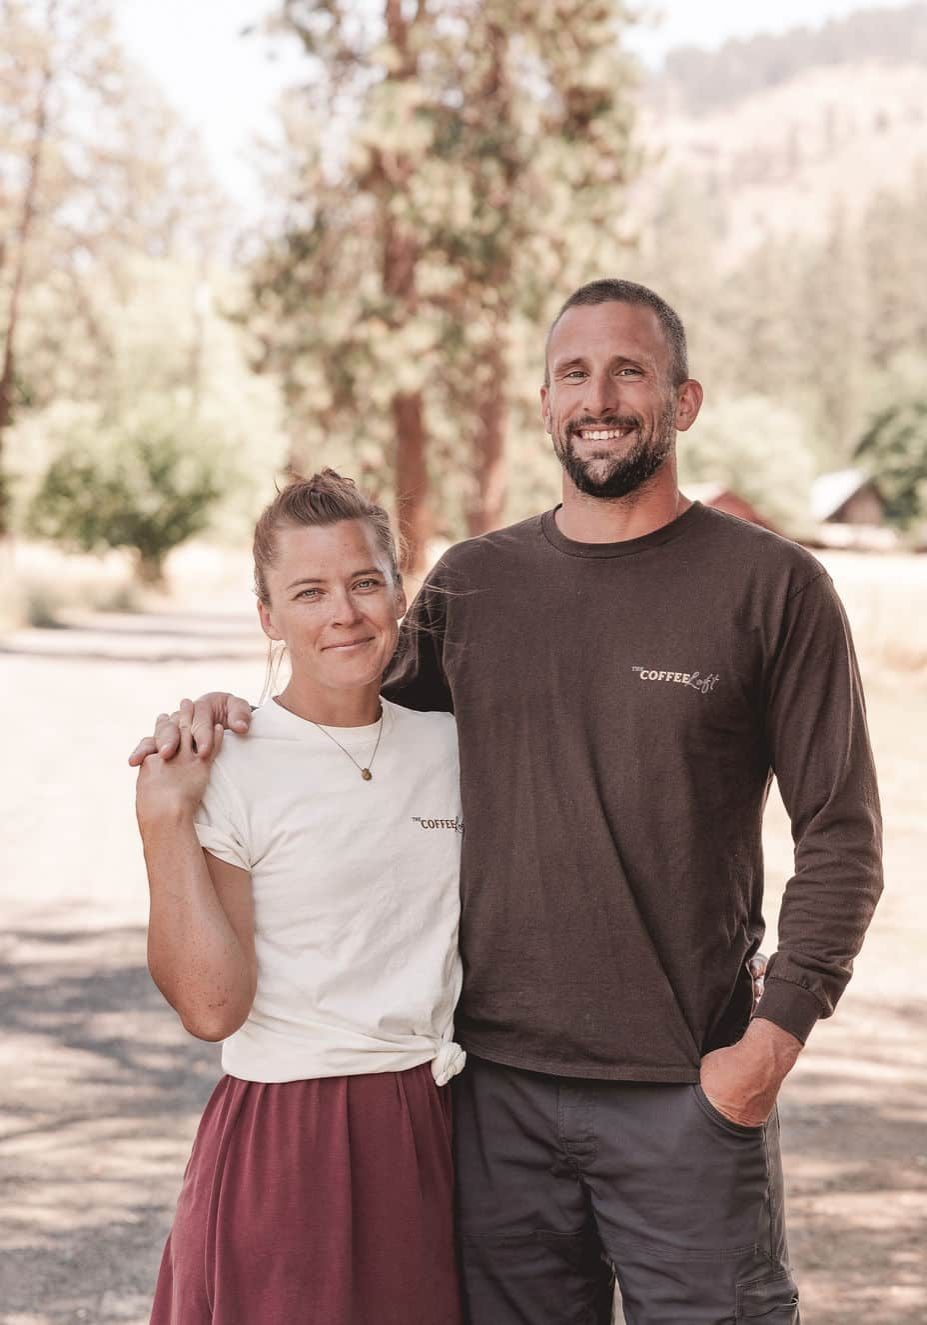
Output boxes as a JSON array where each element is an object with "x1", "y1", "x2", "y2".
[{"x1": 258, "y1": 519, "x2": 406, "y2": 698}]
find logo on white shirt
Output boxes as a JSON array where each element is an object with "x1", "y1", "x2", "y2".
[{"x1": 412, "y1": 816, "x2": 464, "y2": 833}]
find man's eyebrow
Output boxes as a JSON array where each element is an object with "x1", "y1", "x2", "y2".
[
  {"x1": 286, "y1": 567, "x2": 383, "y2": 590},
  {"x1": 553, "y1": 353, "x2": 646, "y2": 373}
]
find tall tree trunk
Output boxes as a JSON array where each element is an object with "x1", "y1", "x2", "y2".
[
  {"x1": 466, "y1": 20, "x2": 514, "y2": 537},
  {"x1": 468, "y1": 334, "x2": 508, "y2": 536},
  {"x1": 381, "y1": 0, "x2": 430, "y2": 575},
  {"x1": 0, "y1": 0, "x2": 56, "y2": 535},
  {"x1": 136, "y1": 550, "x2": 167, "y2": 589},
  {"x1": 383, "y1": 211, "x2": 428, "y2": 572},
  {"x1": 393, "y1": 390, "x2": 430, "y2": 573}
]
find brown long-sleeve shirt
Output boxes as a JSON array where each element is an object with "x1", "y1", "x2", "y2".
[{"x1": 384, "y1": 502, "x2": 883, "y2": 1081}]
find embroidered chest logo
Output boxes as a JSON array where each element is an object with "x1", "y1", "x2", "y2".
[
  {"x1": 632, "y1": 666, "x2": 720, "y2": 694},
  {"x1": 412, "y1": 816, "x2": 465, "y2": 833}
]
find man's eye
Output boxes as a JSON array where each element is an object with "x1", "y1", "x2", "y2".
[
  {"x1": 355, "y1": 579, "x2": 382, "y2": 590},
  {"x1": 564, "y1": 371, "x2": 586, "y2": 380},
  {"x1": 297, "y1": 588, "x2": 321, "y2": 599},
  {"x1": 618, "y1": 367, "x2": 642, "y2": 376}
]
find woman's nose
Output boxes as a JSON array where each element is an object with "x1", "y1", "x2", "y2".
[{"x1": 329, "y1": 588, "x2": 363, "y2": 625}]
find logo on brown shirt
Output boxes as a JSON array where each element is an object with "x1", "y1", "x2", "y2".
[{"x1": 632, "y1": 666, "x2": 719, "y2": 694}]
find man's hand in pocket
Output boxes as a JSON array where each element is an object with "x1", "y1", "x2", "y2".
[{"x1": 699, "y1": 1017, "x2": 802, "y2": 1128}]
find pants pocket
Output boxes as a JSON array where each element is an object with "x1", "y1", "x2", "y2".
[
  {"x1": 736, "y1": 1267, "x2": 800, "y2": 1321},
  {"x1": 694, "y1": 1083, "x2": 767, "y2": 1138}
]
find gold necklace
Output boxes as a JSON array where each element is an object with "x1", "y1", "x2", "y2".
[
  {"x1": 273, "y1": 696, "x2": 385, "y2": 781},
  {"x1": 309, "y1": 708, "x2": 384, "y2": 781}
]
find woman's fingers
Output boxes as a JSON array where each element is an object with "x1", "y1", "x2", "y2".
[
  {"x1": 128, "y1": 713, "x2": 179, "y2": 766},
  {"x1": 178, "y1": 699, "x2": 194, "y2": 756},
  {"x1": 155, "y1": 712, "x2": 182, "y2": 759},
  {"x1": 191, "y1": 697, "x2": 218, "y2": 757},
  {"x1": 128, "y1": 737, "x2": 158, "y2": 767}
]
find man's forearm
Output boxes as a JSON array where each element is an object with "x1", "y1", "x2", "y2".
[
  {"x1": 761, "y1": 574, "x2": 883, "y2": 1036},
  {"x1": 141, "y1": 810, "x2": 254, "y2": 1040},
  {"x1": 744, "y1": 1015, "x2": 803, "y2": 1078}
]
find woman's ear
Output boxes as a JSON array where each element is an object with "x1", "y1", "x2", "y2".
[
  {"x1": 394, "y1": 578, "x2": 408, "y2": 620},
  {"x1": 258, "y1": 599, "x2": 283, "y2": 642}
]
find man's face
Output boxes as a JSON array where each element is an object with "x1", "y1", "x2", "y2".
[{"x1": 540, "y1": 301, "x2": 690, "y2": 501}]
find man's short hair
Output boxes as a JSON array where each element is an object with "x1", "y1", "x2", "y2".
[{"x1": 544, "y1": 279, "x2": 689, "y2": 387}]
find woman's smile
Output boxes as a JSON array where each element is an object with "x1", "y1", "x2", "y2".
[{"x1": 323, "y1": 636, "x2": 375, "y2": 651}]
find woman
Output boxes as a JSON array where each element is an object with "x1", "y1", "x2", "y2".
[{"x1": 136, "y1": 471, "x2": 464, "y2": 1325}]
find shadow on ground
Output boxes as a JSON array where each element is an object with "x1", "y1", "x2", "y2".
[
  {"x1": 1, "y1": 929, "x2": 925, "y2": 1323},
  {"x1": 0, "y1": 927, "x2": 218, "y2": 1323}
]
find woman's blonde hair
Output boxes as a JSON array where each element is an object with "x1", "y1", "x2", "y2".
[
  {"x1": 253, "y1": 469, "x2": 400, "y2": 605},
  {"x1": 253, "y1": 470, "x2": 401, "y2": 700}
]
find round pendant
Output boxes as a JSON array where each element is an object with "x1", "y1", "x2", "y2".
[{"x1": 361, "y1": 768, "x2": 373, "y2": 781}]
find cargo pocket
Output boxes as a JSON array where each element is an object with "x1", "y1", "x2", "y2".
[{"x1": 736, "y1": 1267, "x2": 799, "y2": 1321}]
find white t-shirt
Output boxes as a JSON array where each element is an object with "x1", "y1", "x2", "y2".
[{"x1": 193, "y1": 697, "x2": 464, "y2": 1085}]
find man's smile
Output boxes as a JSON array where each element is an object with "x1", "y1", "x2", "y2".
[{"x1": 573, "y1": 426, "x2": 637, "y2": 442}]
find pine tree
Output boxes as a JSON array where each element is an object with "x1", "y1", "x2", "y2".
[{"x1": 248, "y1": 0, "x2": 639, "y2": 569}]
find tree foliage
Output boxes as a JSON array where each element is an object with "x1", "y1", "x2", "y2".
[
  {"x1": 855, "y1": 399, "x2": 927, "y2": 529},
  {"x1": 7, "y1": 0, "x2": 926, "y2": 574},
  {"x1": 678, "y1": 397, "x2": 815, "y2": 534},
  {"x1": 634, "y1": 162, "x2": 927, "y2": 517},
  {"x1": 27, "y1": 403, "x2": 226, "y2": 585},
  {"x1": 9, "y1": 255, "x2": 289, "y2": 553},
  {"x1": 0, "y1": 0, "x2": 227, "y2": 534},
  {"x1": 248, "y1": 0, "x2": 640, "y2": 568}
]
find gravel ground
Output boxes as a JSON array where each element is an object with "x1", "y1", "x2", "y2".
[{"x1": 1, "y1": 605, "x2": 925, "y2": 1324}]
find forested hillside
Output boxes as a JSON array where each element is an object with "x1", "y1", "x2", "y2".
[
  {"x1": 621, "y1": 4, "x2": 927, "y2": 523},
  {"x1": 654, "y1": 2, "x2": 927, "y2": 113}
]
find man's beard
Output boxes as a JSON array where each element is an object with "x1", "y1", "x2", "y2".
[{"x1": 555, "y1": 404, "x2": 675, "y2": 500}]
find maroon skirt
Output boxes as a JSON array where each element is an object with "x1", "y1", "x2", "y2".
[{"x1": 150, "y1": 1063, "x2": 461, "y2": 1325}]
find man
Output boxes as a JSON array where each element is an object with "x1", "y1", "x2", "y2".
[{"x1": 133, "y1": 280, "x2": 882, "y2": 1323}]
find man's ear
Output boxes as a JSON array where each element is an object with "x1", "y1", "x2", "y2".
[
  {"x1": 675, "y1": 378, "x2": 704, "y2": 433},
  {"x1": 258, "y1": 599, "x2": 283, "y2": 642},
  {"x1": 540, "y1": 384, "x2": 552, "y2": 435}
]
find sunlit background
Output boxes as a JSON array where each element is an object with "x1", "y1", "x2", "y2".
[
  {"x1": 3, "y1": 0, "x2": 927, "y2": 604},
  {"x1": 1, "y1": 4, "x2": 926, "y2": 1322}
]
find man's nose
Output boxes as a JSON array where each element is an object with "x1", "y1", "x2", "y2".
[{"x1": 582, "y1": 372, "x2": 620, "y2": 418}]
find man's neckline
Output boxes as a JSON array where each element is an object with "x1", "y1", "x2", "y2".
[{"x1": 540, "y1": 501, "x2": 705, "y2": 558}]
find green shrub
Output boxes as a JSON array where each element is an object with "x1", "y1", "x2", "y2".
[{"x1": 28, "y1": 408, "x2": 226, "y2": 587}]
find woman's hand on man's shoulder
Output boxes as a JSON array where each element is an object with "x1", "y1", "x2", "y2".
[{"x1": 128, "y1": 692, "x2": 253, "y2": 767}]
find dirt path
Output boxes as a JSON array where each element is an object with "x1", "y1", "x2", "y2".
[{"x1": 1, "y1": 609, "x2": 925, "y2": 1323}]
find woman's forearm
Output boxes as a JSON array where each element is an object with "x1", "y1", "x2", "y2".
[{"x1": 140, "y1": 809, "x2": 256, "y2": 1041}]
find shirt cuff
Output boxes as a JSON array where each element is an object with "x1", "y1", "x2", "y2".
[
  {"x1": 754, "y1": 977, "x2": 824, "y2": 1045},
  {"x1": 193, "y1": 822, "x2": 249, "y2": 873}
]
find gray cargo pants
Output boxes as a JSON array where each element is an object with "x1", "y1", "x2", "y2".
[{"x1": 452, "y1": 1056, "x2": 799, "y2": 1324}]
